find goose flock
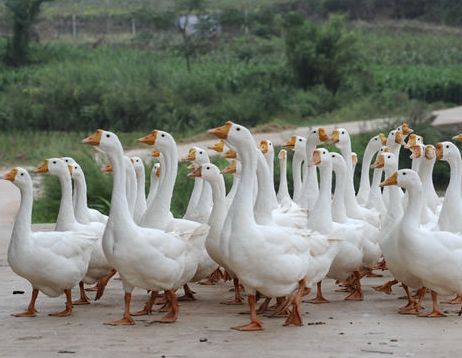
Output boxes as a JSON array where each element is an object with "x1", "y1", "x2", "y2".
[{"x1": 3, "y1": 121, "x2": 462, "y2": 331}]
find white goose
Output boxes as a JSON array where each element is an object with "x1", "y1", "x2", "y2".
[
  {"x1": 82, "y1": 129, "x2": 190, "y2": 325},
  {"x1": 282, "y1": 135, "x2": 306, "y2": 206},
  {"x1": 189, "y1": 163, "x2": 244, "y2": 304},
  {"x1": 131, "y1": 156, "x2": 147, "y2": 224},
  {"x1": 146, "y1": 160, "x2": 161, "y2": 209},
  {"x1": 209, "y1": 121, "x2": 311, "y2": 331},
  {"x1": 276, "y1": 149, "x2": 293, "y2": 209},
  {"x1": 62, "y1": 157, "x2": 108, "y2": 224},
  {"x1": 356, "y1": 133, "x2": 387, "y2": 206},
  {"x1": 137, "y1": 130, "x2": 210, "y2": 302},
  {"x1": 382, "y1": 169, "x2": 462, "y2": 317},
  {"x1": 3, "y1": 167, "x2": 97, "y2": 317},
  {"x1": 35, "y1": 158, "x2": 107, "y2": 305}
]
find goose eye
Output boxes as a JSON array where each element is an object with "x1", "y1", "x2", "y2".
[
  {"x1": 199, "y1": 151, "x2": 203, "y2": 154},
  {"x1": 331, "y1": 155, "x2": 335, "y2": 157},
  {"x1": 161, "y1": 133, "x2": 165, "y2": 137},
  {"x1": 342, "y1": 131, "x2": 345, "y2": 135},
  {"x1": 53, "y1": 161, "x2": 56, "y2": 164},
  {"x1": 106, "y1": 134, "x2": 110, "y2": 138},
  {"x1": 21, "y1": 173, "x2": 24, "y2": 176},
  {"x1": 374, "y1": 138, "x2": 377, "y2": 141},
  {"x1": 388, "y1": 156, "x2": 391, "y2": 158},
  {"x1": 446, "y1": 145, "x2": 450, "y2": 148},
  {"x1": 207, "y1": 166, "x2": 210, "y2": 170},
  {"x1": 236, "y1": 127, "x2": 241, "y2": 131},
  {"x1": 298, "y1": 138, "x2": 302, "y2": 142},
  {"x1": 312, "y1": 130, "x2": 316, "y2": 133},
  {"x1": 269, "y1": 143, "x2": 272, "y2": 146},
  {"x1": 403, "y1": 173, "x2": 406, "y2": 175}
]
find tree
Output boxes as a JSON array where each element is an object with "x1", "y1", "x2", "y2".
[
  {"x1": 283, "y1": 12, "x2": 365, "y2": 94},
  {"x1": 3, "y1": 0, "x2": 55, "y2": 66}
]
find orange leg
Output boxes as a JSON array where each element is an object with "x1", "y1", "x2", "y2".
[
  {"x1": 198, "y1": 267, "x2": 223, "y2": 285},
  {"x1": 231, "y1": 294, "x2": 264, "y2": 331},
  {"x1": 256, "y1": 297, "x2": 272, "y2": 314},
  {"x1": 95, "y1": 269, "x2": 117, "y2": 301},
  {"x1": 73, "y1": 281, "x2": 91, "y2": 305},
  {"x1": 104, "y1": 292, "x2": 135, "y2": 325},
  {"x1": 131, "y1": 291, "x2": 158, "y2": 316},
  {"x1": 441, "y1": 294, "x2": 462, "y2": 304},
  {"x1": 345, "y1": 272, "x2": 363, "y2": 301},
  {"x1": 265, "y1": 297, "x2": 290, "y2": 318},
  {"x1": 221, "y1": 278, "x2": 244, "y2": 305},
  {"x1": 373, "y1": 279, "x2": 398, "y2": 295},
  {"x1": 398, "y1": 284, "x2": 419, "y2": 314},
  {"x1": 85, "y1": 284, "x2": 99, "y2": 292},
  {"x1": 283, "y1": 278, "x2": 306, "y2": 327},
  {"x1": 155, "y1": 290, "x2": 179, "y2": 323},
  {"x1": 49, "y1": 289, "x2": 73, "y2": 317},
  {"x1": 305, "y1": 281, "x2": 330, "y2": 304},
  {"x1": 177, "y1": 284, "x2": 196, "y2": 301},
  {"x1": 418, "y1": 291, "x2": 446, "y2": 318},
  {"x1": 12, "y1": 288, "x2": 39, "y2": 317}
]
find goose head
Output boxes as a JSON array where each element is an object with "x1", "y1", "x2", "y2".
[
  {"x1": 191, "y1": 147, "x2": 210, "y2": 165},
  {"x1": 380, "y1": 169, "x2": 420, "y2": 190},
  {"x1": 2, "y1": 167, "x2": 31, "y2": 188},
  {"x1": 278, "y1": 149, "x2": 287, "y2": 161},
  {"x1": 330, "y1": 128, "x2": 350, "y2": 150},
  {"x1": 283, "y1": 135, "x2": 306, "y2": 156},
  {"x1": 260, "y1": 139, "x2": 274, "y2": 157},
  {"x1": 82, "y1": 129, "x2": 123, "y2": 156},
  {"x1": 137, "y1": 130, "x2": 174, "y2": 152},
  {"x1": 189, "y1": 163, "x2": 221, "y2": 183},
  {"x1": 208, "y1": 121, "x2": 253, "y2": 153},
  {"x1": 131, "y1": 157, "x2": 145, "y2": 176},
  {"x1": 153, "y1": 163, "x2": 161, "y2": 178},
  {"x1": 307, "y1": 127, "x2": 329, "y2": 146},
  {"x1": 310, "y1": 148, "x2": 331, "y2": 168},
  {"x1": 386, "y1": 129, "x2": 405, "y2": 149},
  {"x1": 368, "y1": 133, "x2": 387, "y2": 152},
  {"x1": 208, "y1": 140, "x2": 225, "y2": 153},
  {"x1": 435, "y1": 141, "x2": 461, "y2": 162},
  {"x1": 35, "y1": 158, "x2": 72, "y2": 178},
  {"x1": 405, "y1": 134, "x2": 424, "y2": 149},
  {"x1": 69, "y1": 162, "x2": 84, "y2": 181},
  {"x1": 331, "y1": 152, "x2": 347, "y2": 173},
  {"x1": 424, "y1": 145, "x2": 436, "y2": 162},
  {"x1": 62, "y1": 157, "x2": 77, "y2": 166},
  {"x1": 396, "y1": 123, "x2": 414, "y2": 137},
  {"x1": 221, "y1": 159, "x2": 237, "y2": 175},
  {"x1": 409, "y1": 143, "x2": 425, "y2": 160}
]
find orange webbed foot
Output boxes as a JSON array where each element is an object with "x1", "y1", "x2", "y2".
[
  {"x1": 72, "y1": 298, "x2": 91, "y2": 305},
  {"x1": 104, "y1": 317, "x2": 135, "y2": 325},
  {"x1": 231, "y1": 321, "x2": 264, "y2": 331},
  {"x1": 11, "y1": 311, "x2": 36, "y2": 317}
]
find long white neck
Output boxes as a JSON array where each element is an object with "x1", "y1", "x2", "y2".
[
  {"x1": 208, "y1": 175, "x2": 227, "y2": 235},
  {"x1": 11, "y1": 180, "x2": 33, "y2": 246},
  {"x1": 133, "y1": 166, "x2": 147, "y2": 223},
  {"x1": 146, "y1": 167, "x2": 159, "y2": 208},
  {"x1": 277, "y1": 155, "x2": 291, "y2": 204},
  {"x1": 367, "y1": 168, "x2": 385, "y2": 212},
  {"x1": 55, "y1": 173, "x2": 78, "y2": 231},
  {"x1": 338, "y1": 143, "x2": 363, "y2": 217},
  {"x1": 401, "y1": 180, "x2": 423, "y2": 230},
  {"x1": 307, "y1": 163, "x2": 333, "y2": 234},
  {"x1": 74, "y1": 175, "x2": 91, "y2": 224},
  {"x1": 225, "y1": 174, "x2": 240, "y2": 210},
  {"x1": 124, "y1": 158, "x2": 137, "y2": 217},
  {"x1": 438, "y1": 154, "x2": 462, "y2": 231},
  {"x1": 107, "y1": 147, "x2": 133, "y2": 224},
  {"x1": 264, "y1": 151, "x2": 275, "y2": 195},
  {"x1": 292, "y1": 152, "x2": 303, "y2": 202},
  {"x1": 299, "y1": 141, "x2": 319, "y2": 210},
  {"x1": 254, "y1": 150, "x2": 278, "y2": 225},
  {"x1": 418, "y1": 158, "x2": 439, "y2": 211},
  {"x1": 332, "y1": 162, "x2": 348, "y2": 224},
  {"x1": 357, "y1": 144, "x2": 377, "y2": 204},
  {"x1": 141, "y1": 146, "x2": 176, "y2": 229},
  {"x1": 184, "y1": 177, "x2": 202, "y2": 218}
]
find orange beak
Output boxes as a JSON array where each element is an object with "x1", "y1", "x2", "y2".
[
  {"x1": 151, "y1": 149, "x2": 161, "y2": 158},
  {"x1": 138, "y1": 130, "x2": 158, "y2": 145},
  {"x1": 223, "y1": 150, "x2": 237, "y2": 159},
  {"x1": 379, "y1": 133, "x2": 387, "y2": 145},
  {"x1": 452, "y1": 133, "x2": 462, "y2": 142},
  {"x1": 401, "y1": 123, "x2": 414, "y2": 136},
  {"x1": 330, "y1": 130, "x2": 340, "y2": 144},
  {"x1": 310, "y1": 150, "x2": 322, "y2": 166},
  {"x1": 208, "y1": 140, "x2": 225, "y2": 152},
  {"x1": 260, "y1": 140, "x2": 269, "y2": 154},
  {"x1": 156, "y1": 166, "x2": 161, "y2": 177},
  {"x1": 395, "y1": 131, "x2": 405, "y2": 145},
  {"x1": 101, "y1": 163, "x2": 113, "y2": 173},
  {"x1": 34, "y1": 160, "x2": 49, "y2": 174},
  {"x1": 318, "y1": 128, "x2": 329, "y2": 142},
  {"x1": 352, "y1": 153, "x2": 358, "y2": 167},
  {"x1": 68, "y1": 165, "x2": 73, "y2": 175},
  {"x1": 187, "y1": 164, "x2": 195, "y2": 170},
  {"x1": 187, "y1": 166, "x2": 202, "y2": 178},
  {"x1": 410, "y1": 145, "x2": 422, "y2": 159},
  {"x1": 182, "y1": 148, "x2": 196, "y2": 162},
  {"x1": 282, "y1": 136, "x2": 296, "y2": 150},
  {"x1": 2, "y1": 168, "x2": 18, "y2": 181},
  {"x1": 371, "y1": 154, "x2": 385, "y2": 169},
  {"x1": 278, "y1": 150, "x2": 286, "y2": 160},
  {"x1": 82, "y1": 130, "x2": 103, "y2": 146},
  {"x1": 425, "y1": 145, "x2": 436, "y2": 160},
  {"x1": 379, "y1": 172, "x2": 398, "y2": 187},
  {"x1": 208, "y1": 122, "x2": 233, "y2": 139},
  {"x1": 221, "y1": 160, "x2": 237, "y2": 174},
  {"x1": 435, "y1": 143, "x2": 443, "y2": 160}
]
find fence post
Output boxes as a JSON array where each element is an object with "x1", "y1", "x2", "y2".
[
  {"x1": 72, "y1": 14, "x2": 76, "y2": 40},
  {"x1": 132, "y1": 18, "x2": 136, "y2": 37}
]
